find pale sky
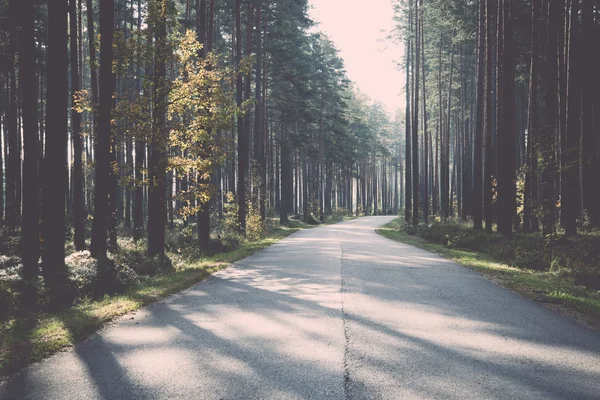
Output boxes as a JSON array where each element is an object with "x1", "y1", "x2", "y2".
[{"x1": 309, "y1": 0, "x2": 405, "y2": 114}]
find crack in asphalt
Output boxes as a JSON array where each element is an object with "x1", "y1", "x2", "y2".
[{"x1": 340, "y1": 240, "x2": 352, "y2": 400}]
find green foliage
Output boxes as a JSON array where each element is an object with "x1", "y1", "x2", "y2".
[
  {"x1": 245, "y1": 201, "x2": 266, "y2": 241},
  {"x1": 0, "y1": 218, "x2": 312, "y2": 379},
  {"x1": 399, "y1": 221, "x2": 600, "y2": 290},
  {"x1": 65, "y1": 251, "x2": 100, "y2": 297},
  {"x1": 379, "y1": 218, "x2": 600, "y2": 328}
]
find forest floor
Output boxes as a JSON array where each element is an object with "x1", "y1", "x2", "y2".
[
  {"x1": 377, "y1": 218, "x2": 600, "y2": 331},
  {"x1": 0, "y1": 216, "x2": 354, "y2": 380}
]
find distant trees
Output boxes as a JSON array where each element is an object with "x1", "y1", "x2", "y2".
[{"x1": 394, "y1": 0, "x2": 600, "y2": 238}]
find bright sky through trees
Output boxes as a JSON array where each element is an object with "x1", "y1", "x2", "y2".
[{"x1": 309, "y1": 0, "x2": 405, "y2": 112}]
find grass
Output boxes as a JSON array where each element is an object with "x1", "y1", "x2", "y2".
[
  {"x1": 377, "y1": 217, "x2": 600, "y2": 328},
  {"x1": 0, "y1": 218, "x2": 313, "y2": 380}
]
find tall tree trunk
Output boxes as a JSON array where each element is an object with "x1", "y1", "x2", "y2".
[
  {"x1": 563, "y1": 0, "x2": 580, "y2": 236},
  {"x1": 6, "y1": 4, "x2": 19, "y2": 230},
  {"x1": 42, "y1": 0, "x2": 71, "y2": 308},
  {"x1": 254, "y1": 1, "x2": 265, "y2": 220},
  {"x1": 484, "y1": 0, "x2": 496, "y2": 232},
  {"x1": 86, "y1": 0, "x2": 98, "y2": 127},
  {"x1": 19, "y1": 0, "x2": 40, "y2": 309},
  {"x1": 196, "y1": 0, "x2": 211, "y2": 250},
  {"x1": 496, "y1": 0, "x2": 517, "y2": 237},
  {"x1": 524, "y1": 0, "x2": 541, "y2": 233},
  {"x1": 405, "y1": 3, "x2": 412, "y2": 223},
  {"x1": 443, "y1": 32, "x2": 456, "y2": 220},
  {"x1": 134, "y1": 4, "x2": 148, "y2": 242},
  {"x1": 581, "y1": 0, "x2": 598, "y2": 226},
  {"x1": 90, "y1": 0, "x2": 115, "y2": 258},
  {"x1": 539, "y1": 0, "x2": 559, "y2": 236},
  {"x1": 147, "y1": 0, "x2": 169, "y2": 257},
  {"x1": 420, "y1": 11, "x2": 429, "y2": 224},
  {"x1": 412, "y1": 0, "x2": 419, "y2": 226},
  {"x1": 70, "y1": 0, "x2": 85, "y2": 250},
  {"x1": 473, "y1": 0, "x2": 485, "y2": 230},
  {"x1": 235, "y1": 0, "x2": 248, "y2": 233}
]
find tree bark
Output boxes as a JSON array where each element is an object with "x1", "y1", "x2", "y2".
[
  {"x1": 147, "y1": 0, "x2": 169, "y2": 257},
  {"x1": 19, "y1": 0, "x2": 40, "y2": 309},
  {"x1": 42, "y1": 0, "x2": 71, "y2": 308}
]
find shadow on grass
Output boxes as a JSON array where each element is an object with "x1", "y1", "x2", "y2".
[{"x1": 0, "y1": 222, "x2": 309, "y2": 380}]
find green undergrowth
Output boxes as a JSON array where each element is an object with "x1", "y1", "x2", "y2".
[
  {"x1": 0, "y1": 218, "x2": 313, "y2": 380},
  {"x1": 377, "y1": 218, "x2": 600, "y2": 328}
]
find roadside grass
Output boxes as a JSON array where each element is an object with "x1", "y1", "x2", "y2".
[
  {"x1": 0, "y1": 218, "x2": 312, "y2": 380},
  {"x1": 377, "y1": 217, "x2": 600, "y2": 327}
]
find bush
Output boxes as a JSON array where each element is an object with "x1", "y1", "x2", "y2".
[
  {"x1": 65, "y1": 251, "x2": 99, "y2": 297},
  {"x1": 66, "y1": 251, "x2": 144, "y2": 298},
  {"x1": 405, "y1": 221, "x2": 600, "y2": 290},
  {"x1": 0, "y1": 281, "x2": 15, "y2": 320},
  {"x1": 403, "y1": 225, "x2": 418, "y2": 236},
  {"x1": 112, "y1": 246, "x2": 173, "y2": 277},
  {"x1": 305, "y1": 213, "x2": 321, "y2": 226},
  {"x1": 514, "y1": 246, "x2": 549, "y2": 270},
  {"x1": 0, "y1": 255, "x2": 21, "y2": 271},
  {"x1": 572, "y1": 262, "x2": 600, "y2": 290},
  {"x1": 327, "y1": 209, "x2": 352, "y2": 223},
  {"x1": 114, "y1": 263, "x2": 140, "y2": 287}
]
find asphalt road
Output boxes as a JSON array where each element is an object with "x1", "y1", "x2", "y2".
[{"x1": 2, "y1": 216, "x2": 600, "y2": 400}]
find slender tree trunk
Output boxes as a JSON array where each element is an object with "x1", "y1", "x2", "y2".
[
  {"x1": 19, "y1": 0, "x2": 40, "y2": 309},
  {"x1": 86, "y1": 0, "x2": 98, "y2": 127},
  {"x1": 90, "y1": 0, "x2": 115, "y2": 258},
  {"x1": 581, "y1": 0, "x2": 598, "y2": 226},
  {"x1": 524, "y1": 0, "x2": 541, "y2": 233},
  {"x1": 484, "y1": 0, "x2": 495, "y2": 232},
  {"x1": 563, "y1": 0, "x2": 580, "y2": 237},
  {"x1": 235, "y1": 0, "x2": 248, "y2": 233},
  {"x1": 473, "y1": 0, "x2": 485, "y2": 230},
  {"x1": 420, "y1": 12, "x2": 428, "y2": 224},
  {"x1": 254, "y1": 1, "x2": 265, "y2": 220},
  {"x1": 134, "y1": 5, "x2": 148, "y2": 242},
  {"x1": 196, "y1": 0, "x2": 211, "y2": 250},
  {"x1": 496, "y1": 0, "x2": 516, "y2": 237},
  {"x1": 443, "y1": 32, "x2": 456, "y2": 220},
  {"x1": 412, "y1": 0, "x2": 419, "y2": 226},
  {"x1": 540, "y1": 0, "x2": 559, "y2": 236},
  {"x1": 70, "y1": 0, "x2": 85, "y2": 250},
  {"x1": 6, "y1": 5, "x2": 19, "y2": 230},
  {"x1": 405, "y1": 3, "x2": 412, "y2": 223},
  {"x1": 147, "y1": 0, "x2": 169, "y2": 257}
]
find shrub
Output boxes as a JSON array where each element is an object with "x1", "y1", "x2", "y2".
[
  {"x1": 305, "y1": 213, "x2": 321, "y2": 226},
  {"x1": 0, "y1": 281, "x2": 15, "y2": 320},
  {"x1": 572, "y1": 262, "x2": 600, "y2": 290},
  {"x1": 328, "y1": 209, "x2": 352, "y2": 223},
  {"x1": 514, "y1": 246, "x2": 549, "y2": 270},
  {"x1": 114, "y1": 263, "x2": 140, "y2": 287},
  {"x1": 65, "y1": 251, "x2": 99, "y2": 297},
  {"x1": 246, "y1": 202, "x2": 266, "y2": 240},
  {"x1": 66, "y1": 251, "x2": 143, "y2": 298},
  {"x1": 403, "y1": 225, "x2": 417, "y2": 236},
  {"x1": 0, "y1": 255, "x2": 21, "y2": 271}
]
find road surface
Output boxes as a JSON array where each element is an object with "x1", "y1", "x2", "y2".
[{"x1": 2, "y1": 216, "x2": 600, "y2": 399}]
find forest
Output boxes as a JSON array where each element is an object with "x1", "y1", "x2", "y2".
[
  {"x1": 0, "y1": 0, "x2": 599, "y2": 339},
  {"x1": 0, "y1": 0, "x2": 400, "y2": 316},
  {"x1": 393, "y1": 0, "x2": 600, "y2": 292},
  {"x1": 0, "y1": 0, "x2": 599, "y2": 392}
]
